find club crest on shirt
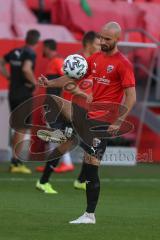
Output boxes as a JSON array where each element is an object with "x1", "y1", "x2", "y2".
[{"x1": 106, "y1": 65, "x2": 114, "y2": 73}]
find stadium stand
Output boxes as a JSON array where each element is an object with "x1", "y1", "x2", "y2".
[
  {"x1": 0, "y1": 0, "x2": 12, "y2": 25},
  {"x1": 51, "y1": 0, "x2": 160, "y2": 43},
  {"x1": 51, "y1": 0, "x2": 144, "y2": 40},
  {"x1": 13, "y1": 0, "x2": 37, "y2": 24},
  {"x1": 135, "y1": 2, "x2": 160, "y2": 40},
  {"x1": 26, "y1": 0, "x2": 53, "y2": 12},
  {"x1": 0, "y1": 23, "x2": 15, "y2": 39},
  {"x1": 15, "y1": 23, "x2": 76, "y2": 42}
]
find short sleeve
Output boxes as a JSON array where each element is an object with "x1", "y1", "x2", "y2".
[
  {"x1": 55, "y1": 58, "x2": 64, "y2": 76},
  {"x1": 4, "y1": 51, "x2": 13, "y2": 63},
  {"x1": 119, "y1": 61, "x2": 135, "y2": 88},
  {"x1": 84, "y1": 55, "x2": 93, "y2": 78},
  {"x1": 23, "y1": 50, "x2": 36, "y2": 62}
]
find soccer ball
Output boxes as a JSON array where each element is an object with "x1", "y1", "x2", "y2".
[{"x1": 63, "y1": 54, "x2": 88, "y2": 79}]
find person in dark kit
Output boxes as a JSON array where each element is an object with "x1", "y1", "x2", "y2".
[
  {"x1": 0, "y1": 29, "x2": 40, "y2": 173},
  {"x1": 35, "y1": 39, "x2": 74, "y2": 175}
]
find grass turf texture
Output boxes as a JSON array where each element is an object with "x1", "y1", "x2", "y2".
[{"x1": 0, "y1": 163, "x2": 160, "y2": 240}]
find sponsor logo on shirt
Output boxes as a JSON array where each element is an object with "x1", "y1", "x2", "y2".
[
  {"x1": 106, "y1": 65, "x2": 114, "y2": 73},
  {"x1": 10, "y1": 60, "x2": 22, "y2": 66},
  {"x1": 14, "y1": 50, "x2": 21, "y2": 58},
  {"x1": 93, "y1": 76, "x2": 110, "y2": 85}
]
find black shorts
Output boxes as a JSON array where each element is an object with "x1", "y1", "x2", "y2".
[
  {"x1": 9, "y1": 96, "x2": 32, "y2": 130},
  {"x1": 72, "y1": 103, "x2": 109, "y2": 160},
  {"x1": 44, "y1": 101, "x2": 109, "y2": 160}
]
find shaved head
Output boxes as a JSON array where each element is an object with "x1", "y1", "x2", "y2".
[
  {"x1": 102, "y1": 22, "x2": 122, "y2": 39},
  {"x1": 99, "y1": 21, "x2": 122, "y2": 54}
]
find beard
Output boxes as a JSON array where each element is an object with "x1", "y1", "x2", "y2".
[{"x1": 101, "y1": 42, "x2": 116, "y2": 52}]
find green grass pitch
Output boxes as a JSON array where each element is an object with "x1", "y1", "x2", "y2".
[{"x1": 0, "y1": 163, "x2": 160, "y2": 240}]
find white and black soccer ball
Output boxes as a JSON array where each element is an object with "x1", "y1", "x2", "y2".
[{"x1": 63, "y1": 54, "x2": 88, "y2": 79}]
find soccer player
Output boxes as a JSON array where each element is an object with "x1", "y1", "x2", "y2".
[
  {"x1": 81, "y1": 30, "x2": 101, "y2": 58},
  {"x1": 62, "y1": 31, "x2": 101, "y2": 187},
  {"x1": 0, "y1": 29, "x2": 40, "y2": 173},
  {"x1": 37, "y1": 21, "x2": 136, "y2": 224},
  {"x1": 35, "y1": 39, "x2": 74, "y2": 174}
]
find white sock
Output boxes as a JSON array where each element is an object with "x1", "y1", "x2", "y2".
[{"x1": 62, "y1": 152, "x2": 72, "y2": 165}]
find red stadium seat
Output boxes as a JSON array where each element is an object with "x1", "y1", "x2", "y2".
[
  {"x1": 0, "y1": 0, "x2": 37, "y2": 26},
  {"x1": 13, "y1": 0, "x2": 37, "y2": 24},
  {"x1": 14, "y1": 23, "x2": 76, "y2": 42},
  {"x1": 135, "y1": 0, "x2": 160, "y2": 2},
  {"x1": 26, "y1": 0, "x2": 53, "y2": 12},
  {"x1": 0, "y1": 23, "x2": 15, "y2": 39},
  {"x1": 0, "y1": 0, "x2": 12, "y2": 24},
  {"x1": 135, "y1": 2, "x2": 160, "y2": 40},
  {"x1": 51, "y1": 0, "x2": 145, "y2": 39},
  {"x1": 0, "y1": 0, "x2": 37, "y2": 40}
]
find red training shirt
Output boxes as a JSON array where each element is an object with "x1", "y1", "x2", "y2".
[
  {"x1": 86, "y1": 51, "x2": 135, "y2": 120},
  {"x1": 86, "y1": 51, "x2": 135, "y2": 104},
  {"x1": 46, "y1": 57, "x2": 64, "y2": 76}
]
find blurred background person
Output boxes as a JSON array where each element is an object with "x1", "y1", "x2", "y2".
[
  {"x1": 35, "y1": 39, "x2": 74, "y2": 173},
  {"x1": 80, "y1": 31, "x2": 101, "y2": 58},
  {"x1": 0, "y1": 29, "x2": 40, "y2": 173},
  {"x1": 37, "y1": 32, "x2": 100, "y2": 175},
  {"x1": 73, "y1": 31, "x2": 101, "y2": 190},
  {"x1": 35, "y1": 32, "x2": 100, "y2": 194},
  {"x1": 56, "y1": 31, "x2": 101, "y2": 187}
]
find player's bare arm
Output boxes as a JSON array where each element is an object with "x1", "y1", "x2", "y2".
[
  {"x1": 120, "y1": 86, "x2": 136, "y2": 121},
  {"x1": 108, "y1": 87, "x2": 136, "y2": 133},
  {"x1": 22, "y1": 60, "x2": 36, "y2": 86},
  {"x1": 38, "y1": 74, "x2": 90, "y2": 100},
  {"x1": 38, "y1": 74, "x2": 71, "y2": 88},
  {"x1": 0, "y1": 57, "x2": 10, "y2": 80},
  {"x1": 38, "y1": 74, "x2": 89, "y2": 121}
]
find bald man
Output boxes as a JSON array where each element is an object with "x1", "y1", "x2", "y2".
[{"x1": 37, "y1": 22, "x2": 136, "y2": 224}]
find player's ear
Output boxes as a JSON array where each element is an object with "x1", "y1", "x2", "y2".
[{"x1": 117, "y1": 31, "x2": 121, "y2": 41}]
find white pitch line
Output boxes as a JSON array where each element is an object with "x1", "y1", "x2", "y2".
[{"x1": 0, "y1": 178, "x2": 160, "y2": 183}]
